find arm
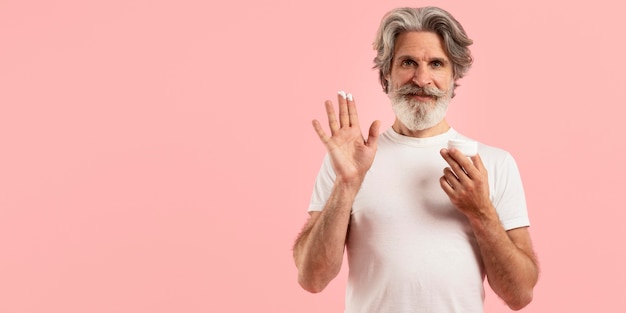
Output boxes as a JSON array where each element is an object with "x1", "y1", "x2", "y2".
[
  {"x1": 439, "y1": 148, "x2": 539, "y2": 310},
  {"x1": 293, "y1": 181, "x2": 359, "y2": 293},
  {"x1": 293, "y1": 92, "x2": 380, "y2": 293}
]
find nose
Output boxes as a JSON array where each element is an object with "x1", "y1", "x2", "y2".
[{"x1": 412, "y1": 67, "x2": 432, "y2": 87}]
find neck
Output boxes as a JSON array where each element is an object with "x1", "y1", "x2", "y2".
[{"x1": 392, "y1": 118, "x2": 451, "y2": 138}]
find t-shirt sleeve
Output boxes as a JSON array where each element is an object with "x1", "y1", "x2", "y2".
[
  {"x1": 491, "y1": 152, "x2": 530, "y2": 230},
  {"x1": 308, "y1": 154, "x2": 336, "y2": 212}
]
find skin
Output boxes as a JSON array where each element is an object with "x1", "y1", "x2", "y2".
[
  {"x1": 293, "y1": 31, "x2": 539, "y2": 310},
  {"x1": 387, "y1": 31, "x2": 455, "y2": 138},
  {"x1": 293, "y1": 93, "x2": 380, "y2": 293}
]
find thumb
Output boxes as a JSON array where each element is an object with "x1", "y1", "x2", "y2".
[{"x1": 366, "y1": 120, "x2": 381, "y2": 147}]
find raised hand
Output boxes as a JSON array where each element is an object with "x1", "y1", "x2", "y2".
[{"x1": 312, "y1": 91, "x2": 380, "y2": 185}]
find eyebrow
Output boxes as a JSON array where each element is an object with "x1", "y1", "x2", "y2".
[{"x1": 395, "y1": 55, "x2": 450, "y2": 64}]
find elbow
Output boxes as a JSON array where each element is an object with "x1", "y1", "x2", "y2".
[
  {"x1": 505, "y1": 289, "x2": 534, "y2": 311},
  {"x1": 294, "y1": 252, "x2": 342, "y2": 294},
  {"x1": 297, "y1": 263, "x2": 340, "y2": 294},
  {"x1": 298, "y1": 272, "x2": 329, "y2": 294}
]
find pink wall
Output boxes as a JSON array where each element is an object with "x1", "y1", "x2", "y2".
[{"x1": 1, "y1": 0, "x2": 624, "y2": 312}]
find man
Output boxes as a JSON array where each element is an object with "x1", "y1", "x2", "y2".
[{"x1": 293, "y1": 6, "x2": 539, "y2": 313}]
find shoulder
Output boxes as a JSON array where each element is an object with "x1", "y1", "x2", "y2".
[
  {"x1": 478, "y1": 143, "x2": 513, "y2": 164},
  {"x1": 453, "y1": 132, "x2": 520, "y2": 173},
  {"x1": 454, "y1": 132, "x2": 513, "y2": 164}
]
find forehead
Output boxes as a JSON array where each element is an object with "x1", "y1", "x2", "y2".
[{"x1": 393, "y1": 31, "x2": 448, "y2": 60}]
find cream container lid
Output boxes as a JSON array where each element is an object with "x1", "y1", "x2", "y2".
[{"x1": 447, "y1": 139, "x2": 478, "y2": 157}]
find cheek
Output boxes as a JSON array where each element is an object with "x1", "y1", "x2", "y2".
[
  {"x1": 390, "y1": 71, "x2": 414, "y2": 88},
  {"x1": 434, "y1": 73, "x2": 454, "y2": 90}
]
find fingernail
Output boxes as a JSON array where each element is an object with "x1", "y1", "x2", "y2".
[
  {"x1": 346, "y1": 93, "x2": 353, "y2": 101},
  {"x1": 338, "y1": 90, "x2": 347, "y2": 99}
]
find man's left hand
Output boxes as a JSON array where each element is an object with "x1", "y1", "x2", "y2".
[{"x1": 439, "y1": 148, "x2": 494, "y2": 219}]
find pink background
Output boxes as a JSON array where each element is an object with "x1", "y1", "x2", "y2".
[{"x1": 1, "y1": 0, "x2": 624, "y2": 312}]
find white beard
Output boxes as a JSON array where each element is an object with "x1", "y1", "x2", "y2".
[{"x1": 389, "y1": 84, "x2": 453, "y2": 131}]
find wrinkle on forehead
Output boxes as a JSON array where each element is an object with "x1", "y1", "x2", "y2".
[{"x1": 393, "y1": 31, "x2": 449, "y2": 63}]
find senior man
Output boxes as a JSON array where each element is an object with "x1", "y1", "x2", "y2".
[{"x1": 293, "y1": 6, "x2": 539, "y2": 313}]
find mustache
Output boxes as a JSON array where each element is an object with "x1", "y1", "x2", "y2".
[{"x1": 393, "y1": 84, "x2": 447, "y2": 98}]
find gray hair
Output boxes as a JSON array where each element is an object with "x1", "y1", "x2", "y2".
[{"x1": 373, "y1": 7, "x2": 473, "y2": 94}]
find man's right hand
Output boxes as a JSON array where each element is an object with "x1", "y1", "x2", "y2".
[
  {"x1": 312, "y1": 91, "x2": 381, "y2": 185},
  {"x1": 294, "y1": 91, "x2": 379, "y2": 293}
]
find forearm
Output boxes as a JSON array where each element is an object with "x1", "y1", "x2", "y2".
[
  {"x1": 469, "y1": 208, "x2": 539, "y2": 310},
  {"x1": 294, "y1": 181, "x2": 360, "y2": 293}
]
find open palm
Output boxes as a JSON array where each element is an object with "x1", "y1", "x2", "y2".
[{"x1": 312, "y1": 92, "x2": 380, "y2": 184}]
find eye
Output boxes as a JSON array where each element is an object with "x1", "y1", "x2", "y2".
[
  {"x1": 401, "y1": 59, "x2": 417, "y2": 67},
  {"x1": 431, "y1": 60, "x2": 444, "y2": 68}
]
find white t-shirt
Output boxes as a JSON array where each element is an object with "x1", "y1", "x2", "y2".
[{"x1": 308, "y1": 127, "x2": 530, "y2": 313}]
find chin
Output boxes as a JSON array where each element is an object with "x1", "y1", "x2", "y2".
[{"x1": 392, "y1": 99, "x2": 448, "y2": 131}]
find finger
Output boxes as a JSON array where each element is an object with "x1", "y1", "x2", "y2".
[
  {"x1": 346, "y1": 93, "x2": 359, "y2": 127},
  {"x1": 324, "y1": 100, "x2": 339, "y2": 134},
  {"x1": 366, "y1": 120, "x2": 381, "y2": 147},
  {"x1": 451, "y1": 148, "x2": 479, "y2": 178},
  {"x1": 469, "y1": 153, "x2": 486, "y2": 175},
  {"x1": 442, "y1": 167, "x2": 461, "y2": 189},
  {"x1": 439, "y1": 175, "x2": 455, "y2": 196},
  {"x1": 337, "y1": 91, "x2": 349, "y2": 128},
  {"x1": 440, "y1": 148, "x2": 470, "y2": 182},
  {"x1": 312, "y1": 119, "x2": 332, "y2": 147}
]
